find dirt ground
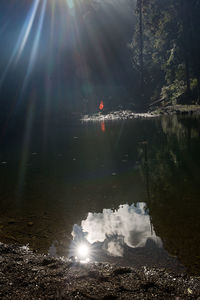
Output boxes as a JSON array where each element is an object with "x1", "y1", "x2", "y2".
[{"x1": 0, "y1": 243, "x2": 200, "y2": 299}]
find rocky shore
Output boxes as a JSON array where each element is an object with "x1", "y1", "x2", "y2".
[
  {"x1": 1, "y1": 243, "x2": 200, "y2": 299},
  {"x1": 81, "y1": 105, "x2": 200, "y2": 122}
]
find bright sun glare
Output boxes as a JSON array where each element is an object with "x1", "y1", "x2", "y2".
[{"x1": 77, "y1": 244, "x2": 89, "y2": 259}]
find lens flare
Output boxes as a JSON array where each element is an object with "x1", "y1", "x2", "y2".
[{"x1": 77, "y1": 244, "x2": 90, "y2": 259}]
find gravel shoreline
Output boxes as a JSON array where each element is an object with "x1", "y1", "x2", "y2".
[
  {"x1": 1, "y1": 243, "x2": 200, "y2": 299},
  {"x1": 81, "y1": 105, "x2": 200, "y2": 122}
]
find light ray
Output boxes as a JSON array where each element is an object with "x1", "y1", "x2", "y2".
[
  {"x1": 29, "y1": 0, "x2": 47, "y2": 68},
  {"x1": 15, "y1": 0, "x2": 40, "y2": 64},
  {"x1": 66, "y1": 0, "x2": 74, "y2": 10},
  {"x1": 17, "y1": 95, "x2": 35, "y2": 195},
  {"x1": 0, "y1": 20, "x2": 10, "y2": 36},
  {"x1": 0, "y1": 0, "x2": 40, "y2": 87},
  {"x1": 50, "y1": 0, "x2": 56, "y2": 41},
  {"x1": 21, "y1": 0, "x2": 47, "y2": 95}
]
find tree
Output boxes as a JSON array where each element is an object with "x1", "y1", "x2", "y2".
[
  {"x1": 131, "y1": 0, "x2": 200, "y2": 106},
  {"x1": 138, "y1": 0, "x2": 145, "y2": 108}
]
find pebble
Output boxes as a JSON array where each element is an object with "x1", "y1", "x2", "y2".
[{"x1": 27, "y1": 222, "x2": 34, "y2": 226}]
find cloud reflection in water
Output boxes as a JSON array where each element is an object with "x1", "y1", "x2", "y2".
[{"x1": 72, "y1": 203, "x2": 162, "y2": 258}]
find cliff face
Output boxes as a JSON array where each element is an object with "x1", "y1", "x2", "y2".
[{"x1": 0, "y1": 243, "x2": 200, "y2": 299}]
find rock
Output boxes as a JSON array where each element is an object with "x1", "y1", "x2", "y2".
[
  {"x1": 8, "y1": 219, "x2": 16, "y2": 225},
  {"x1": 27, "y1": 222, "x2": 34, "y2": 226}
]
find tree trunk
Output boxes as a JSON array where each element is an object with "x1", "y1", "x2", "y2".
[
  {"x1": 185, "y1": 55, "x2": 191, "y2": 96},
  {"x1": 182, "y1": 0, "x2": 191, "y2": 96},
  {"x1": 197, "y1": 76, "x2": 200, "y2": 104},
  {"x1": 138, "y1": 0, "x2": 145, "y2": 108}
]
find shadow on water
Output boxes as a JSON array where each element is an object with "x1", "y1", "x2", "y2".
[{"x1": 0, "y1": 114, "x2": 200, "y2": 274}]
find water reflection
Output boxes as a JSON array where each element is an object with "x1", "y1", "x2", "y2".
[
  {"x1": 69, "y1": 203, "x2": 163, "y2": 264},
  {"x1": 145, "y1": 115, "x2": 200, "y2": 274},
  {"x1": 0, "y1": 115, "x2": 200, "y2": 273},
  {"x1": 76, "y1": 203, "x2": 161, "y2": 255},
  {"x1": 100, "y1": 121, "x2": 106, "y2": 132}
]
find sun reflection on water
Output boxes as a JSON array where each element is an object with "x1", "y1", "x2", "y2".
[
  {"x1": 68, "y1": 203, "x2": 162, "y2": 265},
  {"x1": 76, "y1": 243, "x2": 90, "y2": 262}
]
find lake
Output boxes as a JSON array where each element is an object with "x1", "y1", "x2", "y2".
[{"x1": 0, "y1": 114, "x2": 200, "y2": 275}]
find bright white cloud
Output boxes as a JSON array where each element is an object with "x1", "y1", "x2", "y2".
[{"x1": 72, "y1": 203, "x2": 162, "y2": 257}]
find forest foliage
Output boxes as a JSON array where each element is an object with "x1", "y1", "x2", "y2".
[
  {"x1": 131, "y1": 0, "x2": 200, "y2": 107},
  {"x1": 72, "y1": 0, "x2": 200, "y2": 109}
]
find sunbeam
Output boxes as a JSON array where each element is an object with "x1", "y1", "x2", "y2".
[
  {"x1": 66, "y1": 0, "x2": 74, "y2": 10},
  {"x1": 17, "y1": 94, "x2": 36, "y2": 196},
  {"x1": 0, "y1": 0, "x2": 40, "y2": 87},
  {"x1": 21, "y1": 0, "x2": 47, "y2": 96},
  {"x1": 15, "y1": 0, "x2": 40, "y2": 64}
]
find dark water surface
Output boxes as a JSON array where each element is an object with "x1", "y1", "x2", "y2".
[{"x1": 0, "y1": 115, "x2": 200, "y2": 274}]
